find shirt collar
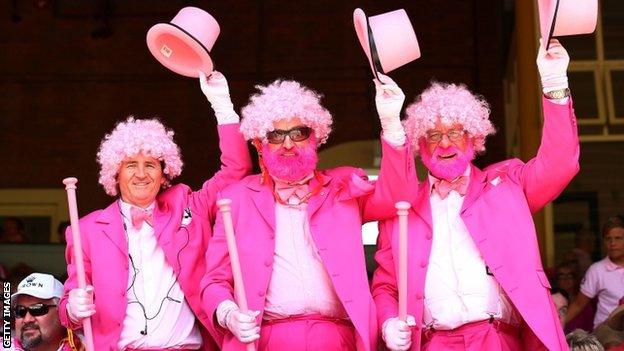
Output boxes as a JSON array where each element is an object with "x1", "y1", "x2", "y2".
[{"x1": 605, "y1": 256, "x2": 624, "y2": 271}]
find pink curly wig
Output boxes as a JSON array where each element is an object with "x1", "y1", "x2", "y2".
[
  {"x1": 97, "y1": 117, "x2": 183, "y2": 196},
  {"x1": 403, "y1": 82, "x2": 496, "y2": 155},
  {"x1": 240, "y1": 80, "x2": 333, "y2": 145}
]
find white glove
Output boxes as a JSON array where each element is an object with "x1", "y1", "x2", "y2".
[
  {"x1": 198, "y1": 70, "x2": 240, "y2": 125},
  {"x1": 217, "y1": 301, "x2": 260, "y2": 344},
  {"x1": 382, "y1": 316, "x2": 416, "y2": 351},
  {"x1": 66, "y1": 286, "x2": 95, "y2": 323},
  {"x1": 374, "y1": 73, "x2": 406, "y2": 146},
  {"x1": 536, "y1": 39, "x2": 570, "y2": 94}
]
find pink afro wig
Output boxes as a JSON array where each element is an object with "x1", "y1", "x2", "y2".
[
  {"x1": 240, "y1": 80, "x2": 333, "y2": 145},
  {"x1": 97, "y1": 117, "x2": 183, "y2": 196},
  {"x1": 403, "y1": 82, "x2": 496, "y2": 155}
]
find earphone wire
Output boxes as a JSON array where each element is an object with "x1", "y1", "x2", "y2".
[{"x1": 119, "y1": 201, "x2": 191, "y2": 335}]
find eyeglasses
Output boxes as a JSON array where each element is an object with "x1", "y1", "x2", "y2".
[
  {"x1": 425, "y1": 129, "x2": 465, "y2": 143},
  {"x1": 266, "y1": 126, "x2": 312, "y2": 144},
  {"x1": 14, "y1": 304, "x2": 57, "y2": 318}
]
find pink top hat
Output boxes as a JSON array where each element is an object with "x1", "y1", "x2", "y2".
[
  {"x1": 146, "y1": 7, "x2": 220, "y2": 78},
  {"x1": 353, "y1": 8, "x2": 420, "y2": 80},
  {"x1": 538, "y1": 0, "x2": 597, "y2": 49}
]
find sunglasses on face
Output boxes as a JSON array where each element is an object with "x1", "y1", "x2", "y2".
[
  {"x1": 14, "y1": 304, "x2": 57, "y2": 318},
  {"x1": 266, "y1": 126, "x2": 312, "y2": 144}
]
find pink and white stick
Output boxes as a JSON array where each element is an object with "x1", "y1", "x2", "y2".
[
  {"x1": 63, "y1": 177, "x2": 95, "y2": 351},
  {"x1": 395, "y1": 201, "x2": 411, "y2": 321},
  {"x1": 217, "y1": 199, "x2": 256, "y2": 351}
]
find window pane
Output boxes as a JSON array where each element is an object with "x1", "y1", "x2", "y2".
[
  {"x1": 561, "y1": 35, "x2": 596, "y2": 60},
  {"x1": 569, "y1": 71, "x2": 599, "y2": 121},
  {"x1": 611, "y1": 70, "x2": 624, "y2": 119},
  {"x1": 603, "y1": 0, "x2": 624, "y2": 59}
]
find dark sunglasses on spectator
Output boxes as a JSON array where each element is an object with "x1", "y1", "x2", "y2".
[
  {"x1": 266, "y1": 126, "x2": 312, "y2": 144},
  {"x1": 14, "y1": 303, "x2": 57, "y2": 318}
]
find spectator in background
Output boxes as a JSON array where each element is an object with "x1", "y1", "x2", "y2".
[
  {"x1": 566, "y1": 329, "x2": 604, "y2": 351},
  {"x1": 11, "y1": 273, "x2": 83, "y2": 351},
  {"x1": 566, "y1": 214, "x2": 624, "y2": 329},
  {"x1": 557, "y1": 262, "x2": 597, "y2": 332},
  {"x1": 1, "y1": 217, "x2": 27, "y2": 243},
  {"x1": 552, "y1": 288, "x2": 571, "y2": 326}
]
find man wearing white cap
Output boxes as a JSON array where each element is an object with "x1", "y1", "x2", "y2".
[{"x1": 11, "y1": 273, "x2": 83, "y2": 351}]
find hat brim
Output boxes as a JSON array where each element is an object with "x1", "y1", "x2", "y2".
[
  {"x1": 538, "y1": 0, "x2": 560, "y2": 49},
  {"x1": 146, "y1": 22, "x2": 214, "y2": 78},
  {"x1": 10, "y1": 290, "x2": 60, "y2": 306},
  {"x1": 353, "y1": 8, "x2": 379, "y2": 79}
]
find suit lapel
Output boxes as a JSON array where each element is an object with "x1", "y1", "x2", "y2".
[
  {"x1": 247, "y1": 178, "x2": 276, "y2": 232},
  {"x1": 97, "y1": 201, "x2": 128, "y2": 255},
  {"x1": 411, "y1": 180, "x2": 433, "y2": 230},
  {"x1": 307, "y1": 172, "x2": 332, "y2": 220},
  {"x1": 461, "y1": 164, "x2": 488, "y2": 214}
]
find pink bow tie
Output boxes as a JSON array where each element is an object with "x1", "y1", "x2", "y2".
[
  {"x1": 433, "y1": 176, "x2": 469, "y2": 199},
  {"x1": 274, "y1": 181, "x2": 310, "y2": 205},
  {"x1": 130, "y1": 206, "x2": 153, "y2": 230}
]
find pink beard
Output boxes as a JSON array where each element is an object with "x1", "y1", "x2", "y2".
[
  {"x1": 419, "y1": 140, "x2": 475, "y2": 181},
  {"x1": 261, "y1": 143, "x2": 318, "y2": 182}
]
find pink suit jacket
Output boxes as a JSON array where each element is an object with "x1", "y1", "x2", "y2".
[
  {"x1": 372, "y1": 98, "x2": 580, "y2": 351},
  {"x1": 201, "y1": 139, "x2": 417, "y2": 351},
  {"x1": 59, "y1": 124, "x2": 252, "y2": 351}
]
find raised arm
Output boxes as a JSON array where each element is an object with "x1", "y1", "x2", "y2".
[
  {"x1": 513, "y1": 39, "x2": 580, "y2": 213},
  {"x1": 361, "y1": 74, "x2": 418, "y2": 221},
  {"x1": 189, "y1": 71, "x2": 252, "y2": 218}
]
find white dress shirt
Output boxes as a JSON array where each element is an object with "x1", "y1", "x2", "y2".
[
  {"x1": 117, "y1": 200, "x2": 202, "y2": 350},
  {"x1": 423, "y1": 168, "x2": 520, "y2": 330}
]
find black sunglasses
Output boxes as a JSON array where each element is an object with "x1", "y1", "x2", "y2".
[
  {"x1": 266, "y1": 126, "x2": 312, "y2": 144},
  {"x1": 14, "y1": 304, "x2": 57, "y2": 318}
]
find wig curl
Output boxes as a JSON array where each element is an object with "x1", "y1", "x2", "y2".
[
  {"x1": 240, "y1": 80, "x2": 333, "y2": 145},
  {"x1": 403, "y1": 82, "x2": 496, "y2": 154},
  {"x1": 97, "y1": 117, "x2": 183, "y2": 196}
]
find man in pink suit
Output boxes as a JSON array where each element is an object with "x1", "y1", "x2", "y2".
[
  {"x1": 201, "y1": 75, "x2": 416, "y2": 351},
  {"x1": 58, "y1": 72, "x2": 252, "y2": 351},
  {"x1": 372, "y1": 39, "x2": 579, "y2": 351}
]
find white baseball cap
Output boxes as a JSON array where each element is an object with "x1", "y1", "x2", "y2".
[{"x1": 10, "y1": 273, "x2": 64, "y2": 306}]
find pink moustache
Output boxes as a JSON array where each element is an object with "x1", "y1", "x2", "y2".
[
  {"x1": 420, "y1": 143, "x2": 474, "y2": 181},
  {"x1": 262, "y1": 143, "x2": 318, "y2": 182}
]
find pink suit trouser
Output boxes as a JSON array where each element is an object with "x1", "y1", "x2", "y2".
[
  {"x1": 421, "y1": 319, "x2": 522, "y2": 351},
  {"x1": 258, "y1": 315, "x2": 356, "y2": 351}
]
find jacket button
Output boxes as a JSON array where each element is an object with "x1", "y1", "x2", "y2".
[
  {"x1": 264, "y1": 259, "x2": 272, "y2": 267},
  {"x1": 415, "y1": 293, "x2": 423, "y2": 300},
  {"x1": 426, "y1": 234, "x2": 432, "y2": 240},
  {"x1": 420, "y1": 261, "x2": 427, "y2": 268},
  {"x1": 258, "y1": 291, "x2": 265, "y2": 297}
]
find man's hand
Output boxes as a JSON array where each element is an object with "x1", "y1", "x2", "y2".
[
  {"x1": 374, "y1": 73, "x2": 406, "y2": 146},
  {"x1": 382, "y1": 316, "x2": 416, "y2": 351},
  {"x1": 224, "y1": 308, "x2": 261, "y2": 344},
  {"x1": 198, "y1": 70, "x2": 240, "y2": 124},
  {"x1": 67, "y1": 286, "x2": 96, "y2": 323},
  {"x1": 536, "y1": 39, "x2": 570, "y2": 94}
]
